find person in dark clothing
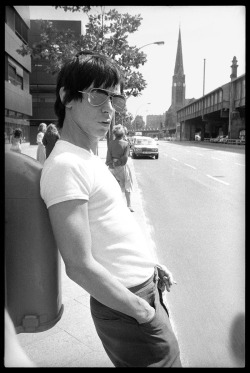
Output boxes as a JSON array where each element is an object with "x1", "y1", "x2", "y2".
[{"x1": 42, "y1": 123, "x2": 60, "y2": 158}]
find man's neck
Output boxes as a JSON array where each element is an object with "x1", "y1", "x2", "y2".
[{"x1": 60, "y1": 119, "x2": 98, "y2": 155}]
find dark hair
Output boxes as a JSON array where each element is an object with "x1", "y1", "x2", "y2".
[
  {"x1": 13, "y1": 128, "x2": 22, "y2": 138},
  {"x1": 54, "y1": 50, "x2": 124, "y2": 128}
]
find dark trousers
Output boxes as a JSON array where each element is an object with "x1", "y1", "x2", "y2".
[{"x1": 90, "y1": 267, "x2": 182, "y2": 367}]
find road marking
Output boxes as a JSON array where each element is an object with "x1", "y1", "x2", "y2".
[
  {"x1": 172, "y1": 157, "x2": 179, "y2": 161},
  {"x1": 196, "y1": 153, "x2": 204, "y2": 156},
  {"x1": 206, "y1": 174, "x2": 230, "y2": 185},
  {"x1": 211, "y1": 157, "x2": 222, "y2": 161},
  {"x1": 184, "y1": 163, "x2": 196, "y2": 169},
  {"x1": 235, "y1": 163, "x2": 245, "y2": 166}
]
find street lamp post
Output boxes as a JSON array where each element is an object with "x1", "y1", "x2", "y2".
[
  {"x1": 203, "y1": 58, "x2": 206, "y2": 96},
  {"x1": 126, "y1": 41, "x2": 165, "y2": 99}
]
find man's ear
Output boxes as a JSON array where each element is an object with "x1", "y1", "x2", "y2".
[{"x1": 59, "y1": 87, "x2": 72, "y2": 108}]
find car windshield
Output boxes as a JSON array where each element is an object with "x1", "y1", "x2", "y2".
[{"x1": 135, "y1": 138, "x2": 155, "y2": 145}]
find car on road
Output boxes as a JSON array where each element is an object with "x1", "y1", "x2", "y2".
[
  {"x1": 131, "y1": 136, "x2": 159, "y2": 159},
  {"x1": 219, "y1": 135, "x2": 228, "y2": 143},
  {"x1": 210, "y1": 135, "x2": 223, "y2": 143}
]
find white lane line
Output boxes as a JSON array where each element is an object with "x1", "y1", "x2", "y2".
[
  {"x1": 172, "y1": 157, "x2": 179, "y2": 161},
  {"x1": 235, "y1": 163, "x2": 245, "y2": 166},
  {"x1": 206, "y1": 174, "x2": 230, "y2": 186},
  {"x1": 184, "y1": 163, "x2": 196, "y2": 169},
  {"x1": 211, "y1": 157, "x2": 222, "y2": 161},
  {"x1": 196, "y1": 153, "x2": 204, "y2": 156}
]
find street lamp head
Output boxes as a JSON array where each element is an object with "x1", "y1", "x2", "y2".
[{"x1": 138, "y1": 41, "x2": 165, "y2": 51}]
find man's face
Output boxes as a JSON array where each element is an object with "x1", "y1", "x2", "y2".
[{"x1": 69, "y1": 84, "x2": 121, "y2": 139}]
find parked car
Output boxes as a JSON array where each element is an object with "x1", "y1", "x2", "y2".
[
  {"x1": 210, "y1": 135, "x2": 223, "y2": 143},
  {"x1": 131, "y1": 136, "x2": 159, "y2": 159},
  {"x1": 219, "y1": 135, "x2": 228, "y2": 143}
]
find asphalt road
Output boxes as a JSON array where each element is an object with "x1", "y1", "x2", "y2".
[{"x1": 132, "y1": 141, "x2": 245, "y2": 368}]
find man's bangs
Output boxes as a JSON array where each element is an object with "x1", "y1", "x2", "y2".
[
  {"x1": 78, "y1": 57, "x2": 123, "y2": 92},
  {"x1": 91, "y1": 66, "x2": 121, "y2": 91}
]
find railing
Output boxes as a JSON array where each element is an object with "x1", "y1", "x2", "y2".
[{"x1": 203, "y1": 138, "x2": 245, "y2": 145}]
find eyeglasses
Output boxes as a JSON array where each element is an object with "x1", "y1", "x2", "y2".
[{"x1": 78, "y1": 88, "x2": 126, "y2": 113}]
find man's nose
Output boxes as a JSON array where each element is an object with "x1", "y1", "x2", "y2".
[{"x1": 102, "y1": 96, "x2": 114, "y2": 113}]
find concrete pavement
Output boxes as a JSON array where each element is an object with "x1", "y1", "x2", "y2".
[{"x1": 5, "y1": 140, "x2": 155, "y2": 367}]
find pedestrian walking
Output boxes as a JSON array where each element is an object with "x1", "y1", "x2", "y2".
[
  {"x1": 36, "y1": 123, "x2": 47, "y2": 165},
  {"x1": 10, "y1": 128, "x2": 22, "y2": 154},
  {"x1": 42, "y1": 123, "x2": 60, "y2": 159},
  {"x1": 40, "y1": 50, "x2": 181, "y2": 367},
  {"x1": 106, "y1": 124, "x2": 134, "y2": 212}
]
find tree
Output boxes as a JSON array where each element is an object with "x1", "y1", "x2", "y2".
[
  {"x1": 133, "y1": 115, "x2": 145, "y2": 130},
  {"x1": 115, "y1": 111, "x2": 133, "y2": 128},
  {"x1": 17, "y1": 6, "x2": 148, "y2": 98}
]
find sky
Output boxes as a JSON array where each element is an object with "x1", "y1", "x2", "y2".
[{"x1": 29, "y1": 5, "x2": 245, "y2": 119}]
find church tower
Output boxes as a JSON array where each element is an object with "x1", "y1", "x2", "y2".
[{"x1": 171, "y1": 27, "x2": 185, "y2": 111}]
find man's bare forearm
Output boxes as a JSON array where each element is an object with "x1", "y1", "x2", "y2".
[{"x1": 65, "y1": 257, "x2": 155, "y2": 324}]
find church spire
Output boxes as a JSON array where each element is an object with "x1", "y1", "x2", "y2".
[{"x1": 174, "y1": 27, "x2": 184, "y2": 76}]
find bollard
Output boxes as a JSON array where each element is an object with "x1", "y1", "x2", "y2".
[{"x1": 5, "y1": 151, "x2": 64, "y2": 333}]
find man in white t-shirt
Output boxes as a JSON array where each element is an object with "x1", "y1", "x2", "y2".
[{"x1": 40, "y1": 50, "x2": 181, "y2": 367}]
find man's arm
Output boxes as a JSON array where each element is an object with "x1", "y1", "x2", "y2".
[{"x1": 48, "y1": 199, "x2": 155, "y2": 323}]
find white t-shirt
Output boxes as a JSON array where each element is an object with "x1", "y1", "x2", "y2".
[{"x1": 40, "y1": 140, "x2": 156, "y2": 287}]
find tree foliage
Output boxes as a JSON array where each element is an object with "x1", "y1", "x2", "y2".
[
  {"x1": 133, "y1": 115, "x2": 145, "y2": 130},
  {"x1": 17, "y1": 6, "x2": 148, "y2": 98}
]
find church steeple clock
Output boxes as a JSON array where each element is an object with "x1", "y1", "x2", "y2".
[{"x1": 172, "y1": 27, "x2": 185, "y2": 110}]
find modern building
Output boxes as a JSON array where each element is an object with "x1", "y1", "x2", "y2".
[
  {"x1": 29, "y1": 20, "x2": 82, "y2": 144},
  {"x1": 5, "y1": 6, "x2": 32, "y2": 143}
]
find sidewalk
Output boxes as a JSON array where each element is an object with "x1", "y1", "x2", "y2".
[{"x1": 5, "y1": 141, "x2": 156, "y2": 367}]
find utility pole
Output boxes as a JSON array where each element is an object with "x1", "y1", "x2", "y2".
[{"x1": 203, "y1": 58, "x2": 206, "y2": 96}]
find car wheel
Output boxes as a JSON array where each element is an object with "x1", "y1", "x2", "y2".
[
  {"x1": 155, "y1": 155, "x2": 159, "y2": 159},
  {"x1": 132, "y1": 152, "x2": 136, "y2": 159}
]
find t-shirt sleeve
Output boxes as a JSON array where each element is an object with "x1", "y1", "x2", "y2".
[{"x1": 40, "y1": 158, "x2": 92, "y2": 208}]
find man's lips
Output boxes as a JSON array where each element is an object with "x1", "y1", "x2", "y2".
[{"x1": 99, "y1": 120, "x2": 111, "y2": 125}]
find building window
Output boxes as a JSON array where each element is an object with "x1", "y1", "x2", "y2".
[
  {"x1": 14, "y1": 11, "x2": 28, "y2": 44},
  {"x1": 219, "y1": 91, "x2": 222, "y2": 103},
  {"x1": 8, "y1": 63, "x2": 23, "y2": 89},
  {"x1": 236, "y1": 81, "x2": 241, "y2": 100},
  {"x1": 242, "y1": 78, "x2": 245, "y2": 98}
]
